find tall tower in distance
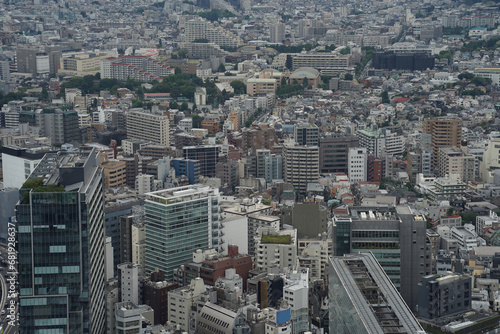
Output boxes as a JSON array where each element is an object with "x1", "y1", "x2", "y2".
[
  {"x1": 423, "y1": 117, "x2": 462, "y2": 169},
  {"x1": 16, "y1": 147, "x2": 106, "y2": 333},
  {"x1": 270, "y1": 22, "x2": 285, "y2": 43}
]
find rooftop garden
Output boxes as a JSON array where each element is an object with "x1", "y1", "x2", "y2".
[
  {"x1": 261, "y1": 234, "x2": 291, "y2": 244},
  {"x1": 21, "y1": 178, "x2": 65, "y2": 204}
]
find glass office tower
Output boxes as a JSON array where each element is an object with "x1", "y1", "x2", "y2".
[
  {"x1": 145, "y1": 185, "x2": 222, "y2": 280},
  {"x1": 16, "y1": 148, "x2": 106, "y2": 333}
]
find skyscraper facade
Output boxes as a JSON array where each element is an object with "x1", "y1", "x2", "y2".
[{"x1": 17, "y1": 148, "x2": 106, "y2": 333}]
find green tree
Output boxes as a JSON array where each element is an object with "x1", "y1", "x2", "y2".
[
  {"x1": 344, "y1": 73, "x2": 353, "y2": 81},
  {"x1": 302, "y1": 77, "x2": 309, "y2": 88},
  {"x1": 170, "y1": 101, "x2": 179, "y2": 109},
  {"x1": 218, "y1": 63, "x2": 226, "y2": 73},
  {"x1": 380, "y1": 91, "x2": 390, "y2": 104},
  {"x1": 40, "y1": 88, "x2": 48, "y2": 101},
  {"x1": 230, "y1": 80, "x2": 246, "y2": 94},
  {"x1": 339, "y1": 47, "x2": 351, "y2": 55},
  {"x1": 458, "y1": 72, "x2": 474, "y2": 80},
  {"x1": 188, "y1": 114, "x2": 204, "y2": 128},
  {"x1": 180, "y1": 102, "x2": 189, "y2": 111}
]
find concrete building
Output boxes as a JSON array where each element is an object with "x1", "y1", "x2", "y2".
[
  {"x1": 126, "y1": 110, "x2": 170, "y2": 146},
  {"x1": 291, "y1": 202, "x2": 328, "y2": 238},
  {"x1": 1, "y1": 145, "x2": 54, "y2": 189},
  {"x1": 298, "y1": 235, "x2": 332, "y2": 281},
  {"x1": 34, "y1": 108, "x2": 79, "y2": 145},
  {"x1": 255, "y1": 228, "x2": 297, "y2": 271},
  {"x1": 282, "y1": 269, "x2": 309, "y2": 334},
  {"x1": 184, "y1": 18, "x2": 243, "y2": 47},
  {"x1": 118, "y1": 263, "x2": 143, "y2": 305},
  {"x1": 357, "y1": 128, "x2": 404, "y2": 157},
  {"x1": 283, "y1": 143, "x2": 319, "y2": 194},
  {"x1": 168, "y1": 278, "x2": 207, "y2": 332},
  {"x1": 480, "y1": 137, "x2": 500, "y2": 183},
  {"x1": 290, "y1": 53, "x2": 352, "y2": 73},
  {"x1": 143, "y1": 270, "x2": 178, "y2": 325},
  {"x1": 114, "y1": 302, "x2": 154, "y2": 334},
  {"x1": 17, "y1": 148, "x2": 106, "y2": 333},
  {"x1": 319, "y1": 135, "x2": 359, "y2": 174},
  {"x1": 270, "y1": 22, "x2": 285, "y2": 43},
  {"x1": 196, "y1": 302, "x2": 250, "y2": 334},
  {"x1": 59, "y1": 52, "x2": 109, "y2": 76},
  {"x1": 145, "y1": 185, "x2": 222, "y2": 280},
  {"x1": 334, "y1": 206, "x2": 429, "y2": 311},
  {"x1": 294, "y1": 122, "x2": 319, "y2": 146},
  {"x1": 183, "y1": 145, "x2": 220, "y2": 178},
  {"x1": 101, "y1": 55, "x2": 174, "y2": 82},
  {"x1": 437, "y1": 147, "x2": 475, "y2": 182},
  {"x1": 418, "y1": 273, "x2": 472, "y2": 319},
  {"x1": 328, "y1": 252, "x2": 425, "y2": 333},
  {"x1": 423, "y1": 117, "x2": 463, "y2": 169},
  {"x1": 348, "y1": 147, "x2": 367, "y2": 183},
  {"x1": 246, "y1": 78, "x2": 277, "y2": 96}
]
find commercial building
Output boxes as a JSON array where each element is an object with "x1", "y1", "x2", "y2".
[
  {"x1": 348, "y1": 147, "x2": 367, "y2": 183},
  {"x1": 145, "y1": 185, "x2": 222, "y2": 280},
  {"x1": 32, "y1": 108, "x2": 80, "y2": 145},
  {"x1": 246, "y1": 78, "x2": 277, "y2": 96},
  {"x1": 126, "y1": 110, "x2": 170, "y2": 146},
  {"x1": 418, "y1": 273, "x2": 472, "y2": 319},
  {"x1": 333, "y1": 206, "x2": 429, "y2": 311},
  {"x1": 1, "y1": 145, "x2": 55, "y2": 189},
  {"x1": 183, "y1": 145, "x2": 220, "y2": 178},
  {"x1": 196, "y1": 302, "x2": 250, "y2": 334},
  {"x1": 172, "y1": 158, "x2": 200, "y2": 184},
  {"x1": 319, "y1": 135, "x2": 359, "y2": 174},
  {"x1": 372, "y1": 52, "x2": 435, "y2": 71},
  {"x1": 328, "y1": 252, "x2": 425, "y2": 333},
  {"x1": 423, "y1": 117, "x2": 463, "y2": 169},
  {"x1": 283, "y1": 143, "x2": 319, "y2": 194},
  {"x1": 118, "y1": 263, "x2": 143, "y2": 305},
  {"x1": 294, "y1": 122, "x2": 319, "y2": 146},
  {"x1": 17, "y1": 148, "x2": 106, "y2": 333},
  {"x1": 59, "y1": 52, "x2": 109, "y2": 76}
]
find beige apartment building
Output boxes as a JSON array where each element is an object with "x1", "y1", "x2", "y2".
[
  {"x1": 423, "y1": 117, "x2": 462, "y2": 168},
  {"x1": 126, "y1": 110, "x2": 170, "y2": 146}
]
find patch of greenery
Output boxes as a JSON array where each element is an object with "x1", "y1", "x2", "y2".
[
  {"x1": 182, "y1": 9, "x2": 236, "y2": 22},
  {"x1": 461, "y1": 37, "x2": 500, "y2": 52},
  {"x1": 261, "y1": 234, "x2": 291, "y2": 244}
]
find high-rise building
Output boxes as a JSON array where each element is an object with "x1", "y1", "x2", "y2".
[
  {"x1": 319, "y1": 135, "x2": 359, "y2": 174},
  {"x1": 183, "y1": 145, "x2": 220, "y2": 177},
  {"x1": 270, "y1": 22, "x2": 285, "y2": 43},
  {"x1": 0, "y1": 60, "x2": 11, "y2": 82},
  {"x1": 16, "y1": 48, "x2": 38, "y2": 76},
  {"x1": 17, "y1": 148, "x2": 106, "y2": 333},
  {"x1": 356, "y1": 128, "x2": 404, "y2": 156},
  {"x1": 294, "y1": 122, "x2": 319, "y2": 146},
  {"x1": 126, "y1": 110, "x2": 170, "y2": 146},
  {"x1": 333, "y1": 206, "x2": 429, "y2": 311},
  {"x1": 145, "y1": 185, "x2": 222, "y2": 280},
  {"x1": 423, "y1": 117, "x2": 462, "y2": 169},
  {"x1": 283, "y1": 143, "x2": 319, "y2": 194},
  {"x1": 348, "y1": 147, "x2": 367, "y2": 183},
  {"x1": 328, "y1": 252, "x2": 425, "y2": 334},
  {"x1": 118, "y1": 263, "x2": 143, "y2": 304}
]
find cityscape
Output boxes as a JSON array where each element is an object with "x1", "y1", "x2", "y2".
[{"x1": 0, "y1": 0, "x2": 499, "y2": 333}]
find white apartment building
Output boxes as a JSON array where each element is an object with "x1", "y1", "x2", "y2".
[
  {"x1": 255, "y1": 228, "x2": 297, "y2": 271},
  {"x1": 297, "y1": 236, "x2": 332, "y2": 281},
  {"x1": 126, "y1": 110, "x2": 170, "y2": 146},
  {"x1": 283, "y1": 268, "x2": 309, "y2": 334},
  {"x1": 348, "y1": 147, "x2": 367, "y2": 183},
  {"x1": 117, "y1": 263, "x2": 142, "y2": 305},
  {"x1": 451, "y1": 226, "x2": 477, "y2": 251},
  {"x1": 168, "y1": 278, "x2": 207, "y2": 332}
]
